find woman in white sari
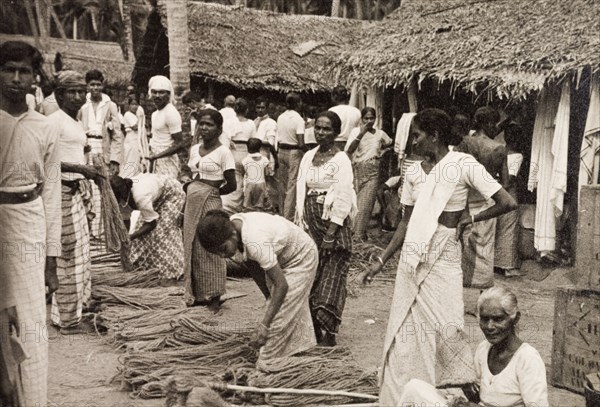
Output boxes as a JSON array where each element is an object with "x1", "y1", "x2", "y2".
[{"x1": 359, "y1": 108, "x2": 517, "y2": 405}]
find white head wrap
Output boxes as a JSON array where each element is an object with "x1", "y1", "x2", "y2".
[{"x1": 148, "y1": 75, "x2": 175, "y2": 104}]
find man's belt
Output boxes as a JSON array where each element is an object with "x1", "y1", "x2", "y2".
[
  {"x1": 278, "y1": 143, "x2": 302, "y2": 150},
  {"x1": 232, "y1": 140, "x2": 247, "y2": 145},
  {"x1": 62, "y1": 179, "x2": 82, "y2": 194},
  {"x1": 0, "y1": 187, "x2": 40, "y2": 205},
  {"x1": 87, "y1": 134, "x2": 103, "y2": 139}
]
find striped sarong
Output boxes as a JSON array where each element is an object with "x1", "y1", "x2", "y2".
[
  {"x1": 494, "y1": 197, "x2": 521, "y2": 270},
  {"x1": 183, "y1": 181, "x2": 226, "y2": 302},
  {"x1": 352, "y1": 157, "x2": 381, "y2": 239},
  {"x1": 50, "y1": 184, "x2": 91, "y2": 328},
  {"x1": 130, "y1": 177, "x2": 185, "y2": 280},
  {"x1": 0, "y1": 198, "x2": 48, "y2": 406},
  {"x1": 303, "y1": 195, "x2": 352, "y2": 335},
  {"x1": 150, "y1": 144, "x2": 180, "y2": 179},
  {"x1": 380, "y1": 225, "x2": 476, "y2": 404}
]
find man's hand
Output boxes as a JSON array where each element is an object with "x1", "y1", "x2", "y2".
[
  {"x1": 5, "y1": 306, "x2": 20, "y2": 337},
  {"x1": 45, "y1": 256, "x2": 59, "y2": 301}
]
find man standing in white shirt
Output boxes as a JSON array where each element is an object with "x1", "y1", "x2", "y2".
[
  {"x1": 276, "y1": 92, "x2": 306, "y2": 220},
  {"x1": 219, "y1": 94, "x2": 238, "y2": 147},
  {"x1": 78, "y1": 69, "x2": 123, "y2": 240},
  {"x1": 146, "y1": 75, "x2": 186, "y2": 179},
  {"x1": 328, "y1": 85, "x2": 361, "y2": 150},
  {"x1": 254, "y1": 96, "x2": 279, "y2": 211}
]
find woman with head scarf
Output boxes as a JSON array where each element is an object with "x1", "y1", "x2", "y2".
[
  {"x1": 359, "y1": 108, "x2": 517, "y2": 404},
  {"x1": 183, "y1": 109, "x2": 236, "y2": 310},
  {"x1": 146, "y1": 75, "x2": 186, "y2": 179},
  {"x1": 295, "y1": 111, "x2": 357, "y2": 347}
]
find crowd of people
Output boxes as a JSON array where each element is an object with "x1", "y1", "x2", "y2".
[{"x1": 1, "y1": 40, "x2": 549, "y2": 407}]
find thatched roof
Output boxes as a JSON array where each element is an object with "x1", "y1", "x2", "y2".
[
  {"x1": 156, "y1": 1, "x2": 369, "y2": 92},
  {"x1": 327, "y1": 0, "x2": 600, "y2": 99},
  {"x1": 0, "y1": 34, "x2": 134, "y2": 86}
]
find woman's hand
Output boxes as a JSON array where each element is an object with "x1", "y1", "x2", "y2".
[
  {"x1": 176, "y1": 212, "x2": 184, "y2": 228},
  {"x1": 80, "y1": 165, "x2": 105, "y2": 183},
  {"x1": 359, "y1": 122, "x2": 373, "y2": 135},
  {"x1": 456, "y1": 216, "x2": 471, "y2": 246},
  {"x1": 322, "y1": 234, "x2": 336, "y2": 251},
  {"x1": 249, "y1": 324, "x2": 269, "y2": 349},
  {"x1": 359, "y1": 262, "x2": 383, "y2": 285}
]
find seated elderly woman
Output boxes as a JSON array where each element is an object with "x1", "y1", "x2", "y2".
[{"x1": 399, "y1": 286, "x2": 549, "y2": 407}]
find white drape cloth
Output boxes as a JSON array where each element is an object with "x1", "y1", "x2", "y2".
[{"x1": 579, "y1": 74, "x2": 600, "y2": 190}]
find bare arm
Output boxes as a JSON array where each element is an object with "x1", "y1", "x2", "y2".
[
  {"x1": 148, "y1": 132, "x2": 188, "y2": 160},
  {"x1": 219, "y1": 169, "x2": 237, "y2": 195},
  {"x1": 130, "y1": 220, "x2": 157, "y2": 240},
  {"x1": 261, "y1": 263, "x2": 289, "y2": 328}
]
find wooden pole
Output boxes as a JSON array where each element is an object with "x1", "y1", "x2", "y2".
[{"x1": 208, "y1": 382, "x2": 378, "y2": 401}]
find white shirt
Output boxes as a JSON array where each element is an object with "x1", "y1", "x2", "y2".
[
  {"x1": 242, "y1": 153, "x2": 269, "y2": 184},
  {"x1": 475, "y1": 341, "x2": 549, "y2": 407},
  {"x1": 49, "y1": 109, "x2": 87, "y2": 181},
  {"x1": 151, "y1": 103, "x2": 182, "y2": 148},
  {"x1": 508, "y1": 153, "x2": 524, "y2": 176},
  {"x1": 219, "y1": 106, "x2": 239, "y2": 146},
  {"x1": 329, "y1": 104, "x2": 361, "y2": 142},
  {"x1": 233, "y1": 119, "x2": 256, "y2": 142},
  {"x1": 188, "y1": 144, "x2": 235, "y2": 181},
  {"x1": 131, "y1": 173, "x2": 164, "y2": 222},
  {"x1": 304, "y1": 126, "x2": 316, "y2": 145},
  {"x1": 276, "y1": 110, "x2": 305, "y2": 145},
  {"x1": 344, "y1": 127, "x2": 392, "y2": 163},
  {"x1": 255, "y1": 116, "x2": 277, "y2": 146}
]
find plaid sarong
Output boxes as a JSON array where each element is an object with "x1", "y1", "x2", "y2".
[
  {"x1": 130, "y1": 177, "x2": 185, "y2": 280},
  {"x1": 183, "y1": 181, "x2": 226, "y2": 302},
  {"x1": 304, "y1": 195, "x2": 352, "y2": 334},
  {"x1": 50, "y1": 184, "x2": 91, "y2": 328},
  {"x1": 151, "y1": 144, "x2": 180, "y2": 179}
]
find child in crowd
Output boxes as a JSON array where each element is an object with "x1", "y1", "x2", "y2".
[
  {"x1": 376, "y1": 175, "x2": 401, "y2": 231},
  {"x1": 242, "y1": 138, "x2": 270, "y2": 211},
  {"x1": 119, "y1": 96, "x2": 142, "y2": 178}
]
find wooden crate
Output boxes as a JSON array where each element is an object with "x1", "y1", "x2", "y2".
[
  {"x1": 576, "y1": 185, "x2": 600, "y2": 290},
  {"x1": 551, "y1": 286, "x2": 600, "y2": 394}
]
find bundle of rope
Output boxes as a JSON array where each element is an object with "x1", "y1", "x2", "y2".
[
  {"x1": 120, "y1": 338, "x2": 258, "y2": 398},
  {"x1": 242, "y1": 347, "x2": 378, "y2": 406},
  {"x1": 92, "y1": 286, "x2": 187, "y2": 310},
  {"x1": 349, "y1": 241, "x2": 399, "y2": 284},
  {"x1": 92, "y1": 266, "x2": 160, "y2": 289},
  {"x1": 92, "y1": 156, "x2": 131, "y2": 267}
]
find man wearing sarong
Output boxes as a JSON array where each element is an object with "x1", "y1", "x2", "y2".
[
  {"x1": 78, "y1": 69, "x2": 123, "y2": 240},
  {"x1": 49, "y1": 70, "x2": 104, "y2": 334},
  {"x1": 0, "y1": 40, "x2": 62, "y2": 406},
  {"x1": 146, "y1": 75, "x2": 187, "y2": 179},
  {"x1": 254, "y1": 97, "x2": 279, "y2": 212},
  {"x1": 455, "y1": 106, "x2": 509, "y2": 288}
]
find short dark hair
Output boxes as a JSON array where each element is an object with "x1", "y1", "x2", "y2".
[
  {"x1": 0, "y1": 41, "x2": 44, "y2": 72},
  {"x1": 247, "y1": 137, "x2": 262, "y2": 153},
  {"x1": 413, "y1": 108, "x2": 455, "y2": 147},
  {"x1": 109, "y1": 175, "x2": 134, "y2": 202},
  {"x1": 85, "y1": 69, "x2": 104, "y2": 83},
  {"x1": 316, "y1": 111, "x2": 342, "y2": 136},
  {"x1": 361, "y1": 107, "x2": 376, "y2": 118},
  {"x1": 503, "y1": 122, "x2": 524, "y2": 151},
  {"x1": 285, "y1": 92, "x2": 302, "y2": 110},
  {"x1": 128, "y1": 94, "x2": 139, "y2": 104},
  {"x1": 192, "y1": 108, "x2": 223, "y2": 129},
  {"x1": 182, "y1": 91, "x2": 202, "y2": 105},
  {"x1": 256, "y1": 96, "x2": 269, "y2": 106},
  {"x1": 234, "y1": 97, "x2": 249, "y2": 115},
  {"x1": 303, "y1": 104, "x2": 319, "y2": 119},
  {"x1": 473, "y1": 106, "x2": 500, "y2": 131},
  {"x1": 197, "y1": 210, "x2": 234, "y2": 252},
  {"x1": 331, "y1": 85, "x2": 349, "y2": 103}
]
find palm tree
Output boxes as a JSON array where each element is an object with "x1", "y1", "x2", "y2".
[{"x1": 165, "y1": 0, "x2": 190, "y2": 108}]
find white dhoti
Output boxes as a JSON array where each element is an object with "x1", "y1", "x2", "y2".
[{"x1": 0, "y1": 198, "x2": 49, "y2": 406}]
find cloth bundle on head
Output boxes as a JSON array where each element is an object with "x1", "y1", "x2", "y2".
[
  {"x1": 54, "y1": 70, "x2": 86, "y2": 89},
  {"x1": 148, "y1": 75, "x2": 175, "y2": 104},
  {"x1": 394, "y1": 112, "x2": 417, "y2": 158}
]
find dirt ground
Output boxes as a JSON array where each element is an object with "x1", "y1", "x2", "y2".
[{"x1": 47, "y1": 235, "x2": 586, "y2": 407}]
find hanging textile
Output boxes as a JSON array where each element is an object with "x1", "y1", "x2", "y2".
[{"x1": 579, "y1": 74, "x2": 600, "y2": 190}]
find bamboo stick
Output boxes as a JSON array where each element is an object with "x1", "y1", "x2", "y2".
[{"x1": 208, "y1": 382, "x2": 378, "y2": 401}]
